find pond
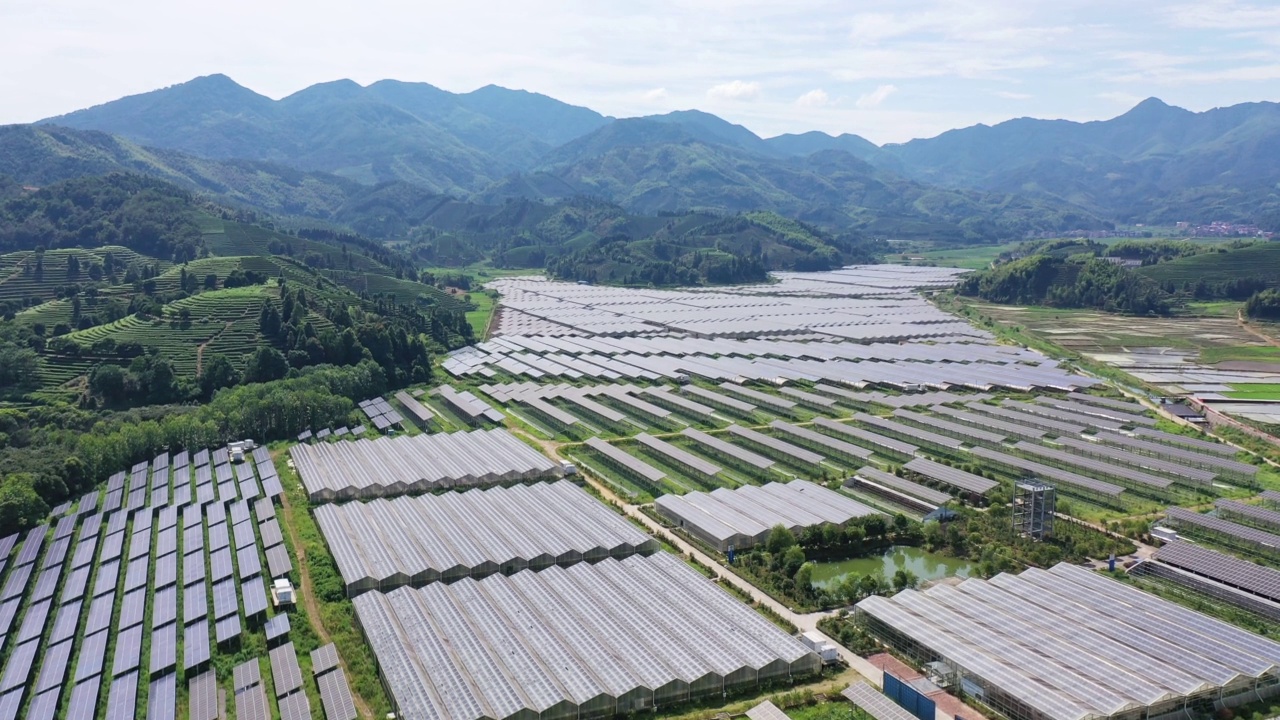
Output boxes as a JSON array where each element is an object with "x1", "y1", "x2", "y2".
[{"x1": 809, "y1": 545, "x2": 976, "y2": 589}]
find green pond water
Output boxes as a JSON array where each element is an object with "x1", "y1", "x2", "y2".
[{"x1": 809, "y1": 545, "x2": 976, "y2": 588}]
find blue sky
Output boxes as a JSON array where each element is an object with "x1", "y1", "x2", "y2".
[{"x1": 3, "y1": 0, "x2": 1279, "y2": 143}]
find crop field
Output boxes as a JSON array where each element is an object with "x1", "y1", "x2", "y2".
[
  {"x1": 1227, "y1": 383, "x2": 1280, "y2": 400},
  {"x1": 1137, "y1": 243, "x2": 1280, "y2": 288},
  {"x1": 201, "y1": 218, "x2": 388, "y2": 274},
  {"x1": 333, "y1": 271, "x2": 472, "y2": 312}
]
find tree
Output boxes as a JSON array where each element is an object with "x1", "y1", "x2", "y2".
[
  {"x1": 0, "y1": 475, "x2": 49, "y2": 536},
  {"x1": 89, "y1": 364, "x2": 129, "y2": 405},
  {"x1": 241, "y1": 347, "x2": 289, "y2": 384},
  {"x1": 781, "y1": 546, "x2": 807, "y2": 577},
  {"x1": 199, "y1": 355, "x2": 240, "y2": 399},
  {"x1": 766, "y1": 524, "x2": 797, "y2": 555},
  {"x1": 794, "y1": 561, "x2": 814, "y2": 592},
  {"x1": 204, "y1": 274, "x2": 217, "y2": 290},
  {"x1": 61, "y1": 456, "x2": 87, "y2": 494}
]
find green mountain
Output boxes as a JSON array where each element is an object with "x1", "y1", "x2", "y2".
[
  {"x1": 880, "y1": 98, "x2": 1280, "y2": 223},
  {"x1": 0, "y1": 173, "x2": 476, "y2": 406}
]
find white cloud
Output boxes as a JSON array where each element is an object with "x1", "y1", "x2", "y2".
[
  {"x1": 855, "y1": 84, "x2": 897, "y2": 108},
  {"x1": 641, "y1": 87, "x2": 668, "y2": 102},
  {"x1": 1166, "y1": 1, "x2": 1280, "y2": 30},
  {"x1": 707, "y1": 80, "x2": 761, "y2": 101},
  {"x1": 795, "y1": 88, "x2": 829, "y2": 107},
  {"x1": 995, "y1": 90, "x2": 1032, "y2": 100},
  {"x1": 1097, "y1": 91, "x2": 1144, "y2": 106}
]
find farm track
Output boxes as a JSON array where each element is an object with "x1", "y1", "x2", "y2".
[
  {"x1": 1238, "y1": 309, "x2": 1280, "y2": 350},
  {"x1": 277, "y1": 474, "x2": 376, "y2": 720},
  {"x1": 194, "y1": 321, "x2": 234, "y2": 376}
]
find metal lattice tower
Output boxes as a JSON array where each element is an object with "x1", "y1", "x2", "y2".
[{"x1": 1013, "y1": 481, "x2": 1055, "y2": 541}]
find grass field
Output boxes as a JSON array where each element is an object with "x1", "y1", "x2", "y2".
[
  {"x1": 1200, "y1": 346, "x2": 1280, "y2": 364},
  {"x1": 1226, "y1": 383, "x2": 1280, "y2": 400},
  {"x1": 882, "y1": 242, "x2": 1021, "y2": 270},
  {"x1": 465, "y1": 291, "x2": 497, "y2": 338}
]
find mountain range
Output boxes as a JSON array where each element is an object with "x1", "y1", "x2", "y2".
[{"x1": 5, "y1": 74, "x2": 1280, "y2": 242}]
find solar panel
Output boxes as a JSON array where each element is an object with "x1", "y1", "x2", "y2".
[
  {"x1": 233, "y1": 658, "x2": 261, "y2": 691},
  {"x1": 208, "y1": 522, "x2": 229, "y2": 552},
  {"x1": 316, "y1": 668, "x2": 359, "y2": 720},
  {"x1": 71, "y1": 537, "x2": 97, "y2": 569},
  {"x1": 15, "y1": 526, "x2": 46, "y2": 566},
  {"x1": 183, "y1": 504, "x2": 202, "y2": 529},
  {"x1": 106, "y1": 670, "x2": 138, "y2": 720},
  {"x1": 76, "y1": 629, "x2": 110, "y2": 681},
  {"x1": 279, "y1": 691, "x2": 312, "y2": 720},
  {"x1": 903, "y1": 457, "x2": 999, "y2": 495},
  {"x1": 156, "y1": 525, "x2": 177, "y2": 556},
  {"x1": 128, "y1": 528, "x2": 151, "y2": 560},
  {"x1": 31, "y1": 566, "x2": 61, "y2": 602},
  {"x1": 50, "y1": 599, "x2": 82, "y2": 642},
  {"x1": 99, "y1": 531, "x2": 123, "y2": 564},
  {"x1": 842, "y1": 682, "x2": 918, "y2": 720},
  {"x1": 184, "y1": 551, "x2": 207, "y2": 586},
  {"x1": 216, "y1": 609, "x2": 240, "y2": 645},
  {"x1": 270, "y1": 642, "x2": 304, "y2": 696},
  {"x1": 105, "y1": 511, "x2": 127, "y2": 536},
  {"x1": 218, "y1": 482, "x2": 237, "y2": 502},
  {"x1": 118, "y1": 586, "x2": 144, "y2": 629},
  {"x1": 1155, "y1": 541, "x2": 1280, "y2": 602},
  {"x1": 258, "y1": 518, "x2": 283, "y2": 548},
  {"x1": 151, "y1": 621, "x2": 178, "y2": 674},
  {"x1": 77, "y1": 513, "x2": 102, "y2": 542},
  {"x1": 205, "y1": 502, "x2": 226, "y2": 526},
  {"x1": 43, "y1": 536, "x2": 70, "y2": 568},
  {"x1": 970, "y1": 447, "x2": 1125, "y2": 498},
  {"x1": 310, "y1": 643, "x2": 341, "y2": 675},
  {"x1": 1165, "y1": 506, "x2": 1280, "y2": 554},
  {"x1": 147, "y1": 672, "x2": 177, "y2": 720},
  {"x1": 262, "y1": 476, "x2": 284, "y2": 498},
  {"x1": 235, "y1": 681, "x2": 270, "y2": 720},
  {"x1": 154, "y1": 551, "x2": 178, "y2": 589},
  {"x1": 254, "y1": 498, "x2": 276, "y2": 523},
  {"x1": 151, "y1": 486, "x2": 170, "y2": 508},
  {"x1": 265, "y1": 612, "x2": 291, "y2": 641},
  {"x1": 234, "y1": 521, "x2": 257, "y2": 550},
  {"x1": 189, "y1": 670, "x2": 219, "y2": 720},
  {"x1": 35, "y1": 638, "x2": 73, "y2": 692},
  {"x1": 153, "y1": 584, "x2": 178, "y2": 627},
  {"x1": 26, "y1": 688, "x2": 60, "y2": 720},
  {"x1": 0, "y1": 689, "x2": 20, "y2": 720},
  {"x1": 67, "y1": 676, "x2": 102, "y2": 720},
  {"x1": 102, "y1": 490, "x2": 122, "y2": 514},
  {"x1": 229, "y1": 500, "x2": 251, "y2": 527},
  {"x1": 210, "y1": 547, "x2": 233, "y2": 582},
  {"x1": 851, "y1": 466, "x2": 950, "y2": 507},
  {"x1": 1, "y1": 639, "x2": 39, "y2": 690},
  {"x1": 184, "y1": 620, "x2": 211, "y2": 670},
  {"x1": 112, "y1": 623, "x2": 143, "y2": 675},
  {"x1": 266, "y1": 544, "x2": 293, "y2": 578},
  {"x1": 124, "y1": 555, "x2": 149, "y2": 592},
  {"x1": 243, "y1": 575, "x2": 268, "y2": 617},
  {"x1": 238, "y1": 546, "x2": 262, "y2": 579},
  {"x1": 184, "y1": 524, "x2": 205, "y2": 557},
  {"x1": 17, "y1": 598, "x2": 51, "y2": 642},
  {"x1": 86, "y1": 593, "x2": 115, "y2": 634},
  {"x1": 213, "y1": 578, "x2": 238, "y2": 620},
  {"x1": 173, "y1": 483, "x2": 193, "y2": 508},
  {"x1": 0, "y1": 565, "x2": 31, "y2": 601},
  {"x1": 78, "y1": 490, "x2": 100, "y2": 516}
]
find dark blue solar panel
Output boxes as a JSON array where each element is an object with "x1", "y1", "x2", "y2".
[
  {"x1": 184, "y1": 620, "x2": 210, "y2": 670},
  {"x1": 234, "y1": 521, "x2": 257, "y2": 550},
  {"x1": 210, "y1": 547, "x2": 233, "y2": 582},
  {"x1": 42, "y1": 536, "x2": 69, "y2": 570},
  {"x1": 31, "y1": 566, "x2": 61, "y2": 602},
  {"x1": 112, "y1": 623, "x2": 143, "y2": 675},
  {"x1": 0, "y1": 565, "x2": 31, "y2": 601},
  {"x1": 213, "y1": 578, "x2": 237, "y2": 619},
  {"x1": 0, "y1": 639, "x2": 38, "y2": 690},
  {"x1": 154, "y1": 551, "x2": 177, "y2": 589},
  {"x1": 185, "y1": 580, "x2": 208, "y2": 621},
  {"x1": 50, "y1": 599, "x2": 81, "y2": 643},
  {"x1": 75, "y1": 630, "x2": 108, "y2": 681},
  {"x1": 35, "y1": 638, "x2": 73, "y2": 692},
  {"x1": 208, "y1": 523, "x2": 229, "y2": 552},
  {"x1": 86, "y1": 593, "x2": 114, "y2": 634},
  {"x1": 17, "y1": 598, "x2": 51, "y2": 642},
  {"x1": 119, "y1": 587, "x2": 146, "y2": 629},
  {"x1": 242, "y1": 575, "x2": 268, "y2": 617},
  {"x1": 148, "y1": 672, "x2": 177, "y2": 720},
  {"x1": 237, "y1": 546, "x2": 261, "y2": 579},
  {"x1": 184, "y1": 550, "x2": 206, "y2": 586},
  {"x1": 54, "y1": 514, "x2": 77, "y2": 540},
  {"x1": 150, "y1": 621, "x2": 176, "y2": 674},
  {"x1": 153, "y1": 584, "x2": 177, "y2": 627},
  {"x1": 93, "y1": 558, "x2": 120, "y2": 597},
  {"x1": 128, "y1": 529, "x2": 151, "y2": 560},
  {"x1": 77, "y1": 513, "x2": 102, "y2": 542},
  {"x1": 106, "y1": 670, "x2": 138, "y2": 720},
  {"x1": 123, "y1": 555, "x2": 149, "y2": 591},
  {"x1": 16, "y1": 526, "x2": 46, "y2": 566},
  {"x1": 67, "y1": 675, "x2": 102, "y2": 720},
  {"x1": 215, "y1": 614, "x2": 242, "y2": 644},
  {"x1": 27, "y1": 688, "x2": 60, "y2": 720},
  {"x1": 71, "y1": 537, "x2": 97, "y2": 569},
  {"x1": 102, "y1": 491, "x2": 122, "y2": 514},
  {"x1": 61, "y1": 564, "x2": 91, "y2": 604},
  {"x1": 0, "y1": 598, "x2": 19, "y2": 636}
]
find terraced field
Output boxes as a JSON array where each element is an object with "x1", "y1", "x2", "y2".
[
  {"x1": 1138, "y1": 243, "x2": 1280, "y2": 288},
  {"x1": 334, "y1": 271, "x2": 471, "y2": 311}
]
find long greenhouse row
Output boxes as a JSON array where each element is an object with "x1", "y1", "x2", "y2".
[
  {"x1": 315, "y1": 481, "x2": 658, "y2": 594},
  {"x1": 654, "y1": 481, "x2": 879, "y2": 551},
  {"x1": 292, "y1": 428, "x2": 564, "y2": 502},
  {"x1": 353, "y1": 553, "x2": 820, "y2": 720},
  {"x1": 857, "y1": 563, "x2": 1280, "y2": 720}
]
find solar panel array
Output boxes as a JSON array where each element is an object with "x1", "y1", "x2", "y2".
[
  {"x1": 359, "y1": 396, "x2": 404, "y2": 432},
  {"x1": 654, "y1": 480, "x2": 880, "y2": 551},
  {"x1": 902, "y1": 457, "x2": 999, "y2": 496},
  {"x1": 353, "y1": 553, "x2": 820, "y2": 720},
  {"x1": 1215, "y1": 499, "x2": 1280, "y2": 532},
  {"x1": 1164, "y1": 507, "x2": 1280, "y2": 555},
  {"x1": 970, "y1": 447, "x2": 1125, "y2": 498},
  {"x1": 233, "y1": 658, "x2": 271, "y2": 720},
  {"x1": 635, "y1": 433, "x2": 724, "y2": 479},
  {"x1": 857, "y1": 563, "x2": 1280, "y2": 720},
  {"x1": 842, "y1": 682, "x2": 919, "y2": 720},
  {"x1": 292, "y1": 428, "x2": 564, "y2": 501},
  {"x1": 849, "y1": 466, "x2": 950, "y2": 509},
  {"x1": 436, "y1": 384, "x2": 506, "y2": 424},
  {"x1": 315, "y1": 481, "x2": 658, "y2": 594},
  {"x1": 1094, "y1": 432, "x2": 1256, "y2": 480},
  {"x1": 1154, "y1": 540, "x2": 1280, "y2": 603}
]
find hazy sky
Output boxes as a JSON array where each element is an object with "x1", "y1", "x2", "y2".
[{"x1": 3, "y1": 0, "x2": 1279, "y2": 144}]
